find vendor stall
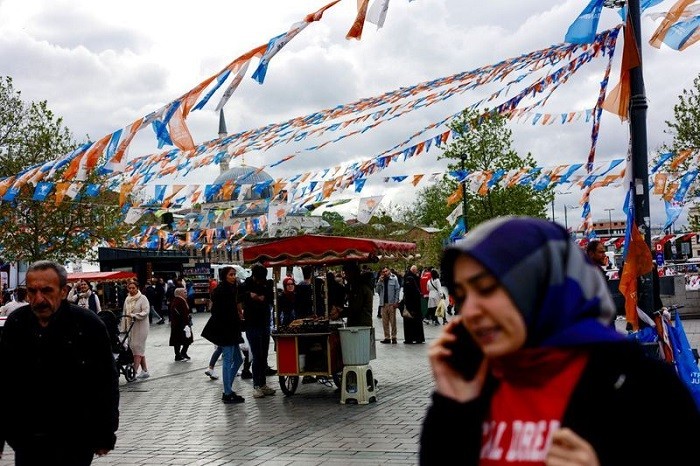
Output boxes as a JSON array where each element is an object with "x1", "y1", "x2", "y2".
[{"x1": 242, "y1": 234, "x2": 417, "y2": 396}]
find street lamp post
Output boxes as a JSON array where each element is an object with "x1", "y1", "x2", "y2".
[
  {"x1": 564, "y1": 205, "x2": 579, "y2": 237},
  {"x1": 461, "y1": 155, "x2": 468, "y2": 233},
  {"x1": 605, "y1": 208, "x2": 615, "y2": 236}
]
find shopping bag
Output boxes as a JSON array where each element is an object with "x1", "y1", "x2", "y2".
[{"x1": 435, "y1": 299, "x2": 447, "y2": 318}]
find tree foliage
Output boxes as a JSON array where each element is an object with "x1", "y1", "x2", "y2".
[
  {"x1": 665, "y1": 73, "x2": 700, "y2": 154},
  {"x1": 397, "y1": 108, "x2": 552, "y2": 263},
  {"x1": 439, "y1": 108, "x2": 551, "y2": 228},
  {"x1": 661, "y1": 74, "x2": 700, "y2": 230},
  {"x1": 0, "y1": 76, "x2": 131, "y2": 263}
]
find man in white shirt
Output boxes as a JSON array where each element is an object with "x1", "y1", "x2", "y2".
[{"x1": 0, "y1": 287, "x2": 28, "y2": 317}]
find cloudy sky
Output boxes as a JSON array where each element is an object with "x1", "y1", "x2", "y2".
[{"x1": 1, "y1": 0, "x2": 698, "y2": 230}]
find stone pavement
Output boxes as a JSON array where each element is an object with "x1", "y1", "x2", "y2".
[{"x1": 1, "y1": 311, "x2": 698, "y2": 466}]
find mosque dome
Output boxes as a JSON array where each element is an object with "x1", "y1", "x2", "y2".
[{"x1": 210, "y1": 165, "x2": 274, "y2": 202}]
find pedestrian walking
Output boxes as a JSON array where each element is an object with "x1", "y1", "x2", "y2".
[
  {"x1": 375, "y1": 267, "x2": 401, "y2": 344},
  {"x1": 0, "y1": 260, "x2": 119, "y2": 465},
  {"x1": 201, "y1": 266, "x2": 245, "y2": 404},
  {"x1": 420, "y1": 216, "x2": 700, "y2": 465},
  {"x1": 169, "y1": 287, "x2": 193, "y2": 361},
  {"x1": 122, "y1": 279, "x2": 151, "y2": 379}
]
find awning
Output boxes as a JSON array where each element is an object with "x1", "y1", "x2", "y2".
[
  {"x1": 656, "y1": 234, "x2": 675, "y2": 247},
  {"x1": 67, "y1": 271, "x2": 137, "y2": 283},
  {"x1": 242, "y1": 234, "x2": 417, "y2": 267},
  {"x1": 681, "y1": 233, "x2": 696, "y2": 241}
]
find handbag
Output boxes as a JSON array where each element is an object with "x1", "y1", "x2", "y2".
[{"x1": 402, "y1": 308, "x2": 412, "y2": 319}]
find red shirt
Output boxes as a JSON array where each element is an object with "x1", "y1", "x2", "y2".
[
  {"x1": 419, "y1": 271, "x2": 431, "y2": 297},
  {"x1": 480, "y1": 349, "x2": 588, "y2": 465}
]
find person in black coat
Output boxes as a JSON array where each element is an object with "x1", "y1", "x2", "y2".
[
  {"x1": 0, "y1": 260, "x2": 119, "y2": 464},
  {"x1": 400, "y1": 275, "x2": 425, "y2": 344},
  {"x1": 420, "y1": 217, "x2": 700, "y2": 465},
  {"x1": 169, "y1": 287, "x2": 193, "y2": 361},
  {"x1": 201, "y1": 267, "x2": 245, "y2": 404}
]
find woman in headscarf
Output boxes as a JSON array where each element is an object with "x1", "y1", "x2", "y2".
[
  {"x1": 420, "y1": 216, "x2": 700, "y2": 465},
  {"x1": 401, "y1": 274, "x2": 424, "y2": 344},
  {"x1": 122, "y1": 280, "x2": 151, "y2": 379},
  {"x1": 169, "y1": 287, "x2": 193, "y2": 361},
  {"x1": 277, "y1": 276, "x2": 296, "y2": 327},
  {"x1": 201, "y1": 266, "x2": 245, "y2": 404}
]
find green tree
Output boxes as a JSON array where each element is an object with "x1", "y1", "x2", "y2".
[
  {"x1": 0, "y1": 76, "x2": 131, "y2": 263},
  {"x1": 665, "y1": 73, "x2": 700, "y2": 154},
  {"x1": 439, "y1": 108, "x2": 551, "y2": 229},
  {"x1": 659, "y1": 74, "x2": 700, "y2": 230}
]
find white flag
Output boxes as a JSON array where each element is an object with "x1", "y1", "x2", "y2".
[
  {"x1": 267, "y1": 201, "x2": 291, "y2": 226},
  {"x1": 446, "y1": 204, "x2": 463, "y2": 226},
  {"x1": 357, "y1": 195, "x2": 384, "y2": 224},
  {"x1": 367, "y1": 0, "x2": 391, "y2": 28},
  {"x1": 124, "y1": 207, "x2": 145, "y2": 225}
]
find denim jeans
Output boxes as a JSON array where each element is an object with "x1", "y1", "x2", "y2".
[
  {"x1": 208, "y1": 345, "x2": 223, "y2": 367},
  {"x1": 221, "y1": 345, "x2": 243, "y2": 395}
]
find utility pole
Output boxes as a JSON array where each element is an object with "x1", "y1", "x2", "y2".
[
  {"x1": 628, "y1": 0, "x2": 654, "y2": 314},
  {"x1": 605, "y1": 208, "x2": 615, "y2": 236}
]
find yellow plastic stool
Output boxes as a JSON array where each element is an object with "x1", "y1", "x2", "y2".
[{"x1": 340, "y1": 364, "x2": 377, "y2": 405}]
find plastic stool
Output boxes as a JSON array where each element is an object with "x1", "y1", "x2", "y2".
[{"x1": 340, "y1": 364, "x2": 377, "y2": 405}]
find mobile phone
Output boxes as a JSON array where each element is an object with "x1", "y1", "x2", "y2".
[{"x1": 446, "y1": 324, "x2": 483, "y2": 380}]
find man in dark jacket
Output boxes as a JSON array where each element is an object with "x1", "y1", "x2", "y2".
[{"x1": 0, "y1": 260, "x2": 119, "y2": 465}]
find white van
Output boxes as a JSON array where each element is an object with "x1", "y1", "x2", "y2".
[{"x1": 210, "y1": 264, "x2": 251, "y2": 283}]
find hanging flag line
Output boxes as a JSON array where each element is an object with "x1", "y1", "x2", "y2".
[{"x1": 117, "y1": 28, "x2": 620, "y2": 191}]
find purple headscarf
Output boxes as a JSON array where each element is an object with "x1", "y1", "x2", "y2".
[{"x1": 441, "y1": 216, "x2": 622, "y2": 347}]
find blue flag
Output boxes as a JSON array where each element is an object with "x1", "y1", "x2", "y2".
[
  {"x1": 565, "y1": 0, "x2": 605, "y2": 44},
  {"x1": 667, "y1": 312, "x2": 700, "y2": 409}
]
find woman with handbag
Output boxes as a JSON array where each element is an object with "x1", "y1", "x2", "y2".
[
  {"x1": 169, "y1": 287, "x2": 193, "y2": 361},
  {"x1": 427, "y1": 269, "x2": 443, "y2": 326},
  {"x1": 401, "y1": 275, "x2": 425, "y2": 344}
]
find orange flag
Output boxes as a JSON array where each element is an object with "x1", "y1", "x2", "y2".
[
  {"x1": 649, "y1": 0, "x2": 696, "y2": 48},
  {"x1": 602, "y1": 18, "x2": 640, "y2": 121},
  {"x1": 346, "y1": 0, "x2": 370, "y2": 40},
  {"x1": 618, "y1": 221, "x2": 653, "y2": 330}
]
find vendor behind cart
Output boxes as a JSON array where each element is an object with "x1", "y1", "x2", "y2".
[{"x1": 342, "y1": 262, "x2": 374, "y2": 327}]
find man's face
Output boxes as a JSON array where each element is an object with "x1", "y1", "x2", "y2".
[
  {"x1": 381, "y1": 268, "x2": 389, "y2": 277},
  {"x1": 27, "y1": 268, "x2": 68, "y2": 322},
  {"x1": 589, "y1": 245, "x2": 607, "y2": 267}
]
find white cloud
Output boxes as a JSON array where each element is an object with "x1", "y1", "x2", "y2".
[{"x1": 0, "y1": 0, "x2": 698, "y2": 228}]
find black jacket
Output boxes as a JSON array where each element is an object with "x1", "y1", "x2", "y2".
[
  {"x1": 201, "y1": 281, "x2": 243, "y2": 346},
  {"x1": 0, "y1": 301, "x2": 119, "y2": 454},
  {"x1": 420, "y1": 341, "x2": 700, "y2": 465}
]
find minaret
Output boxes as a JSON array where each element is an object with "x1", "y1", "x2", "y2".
[{"x1": 218, "y1": 109, "x2": 230, "y2": 174}]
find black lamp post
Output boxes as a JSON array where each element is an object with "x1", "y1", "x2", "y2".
[{"x1": 461, "y1": 155, "x2": 469, "y2": 233}]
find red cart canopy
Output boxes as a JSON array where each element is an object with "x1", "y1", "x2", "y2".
[
  {"x1": 66, "y1": 271, "x2": 137, "y2": 283},
  {"x1": 242, "y1": 234, "x2": 417, "y2": 267}
]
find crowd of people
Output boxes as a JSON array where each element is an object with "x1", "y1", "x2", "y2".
[{"x1": 2, "y1": 217, "x2": 700, "y2": 464}]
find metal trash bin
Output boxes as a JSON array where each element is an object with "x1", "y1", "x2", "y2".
[{"x1": 338, "y1": 327, "x2": 372, "y2": 365}]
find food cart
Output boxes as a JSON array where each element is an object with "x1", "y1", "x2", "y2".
[{"x1": 242, "y1": 234, "x2": 417, "y2": 396}]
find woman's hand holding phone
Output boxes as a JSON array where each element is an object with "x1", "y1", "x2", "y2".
[{"x1": 428, "y1": 319, "x2": 487, "y2": 403}]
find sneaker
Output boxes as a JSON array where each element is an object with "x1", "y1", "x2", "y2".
[
  {"x1": 137, "y1": 371, "x2": 150, "y2": 379},
  {"x1": 265, "y1": 367, "x2": 277, "y2": 376},
  {"x1": 240, "y1": 369, "x2": 253, "y2": 379},
  {"x1": 222, "y1": 392, "x2": 245, "y2": 404},
  {"x1": 253, "y1": 388, "x2": 266, "y2": 398},
  {"x1": 156, "y1": 319, "x2": 165, "y2": 325},
  {"x1": 205, "y1": 369, "x2": 219, "y2": 380},
  {"x1": 260, "y1": 385, "x2": 276, "y2": 396}
]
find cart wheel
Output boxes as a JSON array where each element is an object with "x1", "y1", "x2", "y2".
[
  {"x1": 279, "y1": 375, "x2": 299, "y2": 396},
  {"x1": 332, "y1": 371, "x2": 343, "y2": 388},
  {"x1": 124, "y1": 364, "x2": 136, "y2": 382}
]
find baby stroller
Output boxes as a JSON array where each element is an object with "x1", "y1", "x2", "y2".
[{"x1": 99, "y1": 310, "x2": 136, "y2": 382}]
